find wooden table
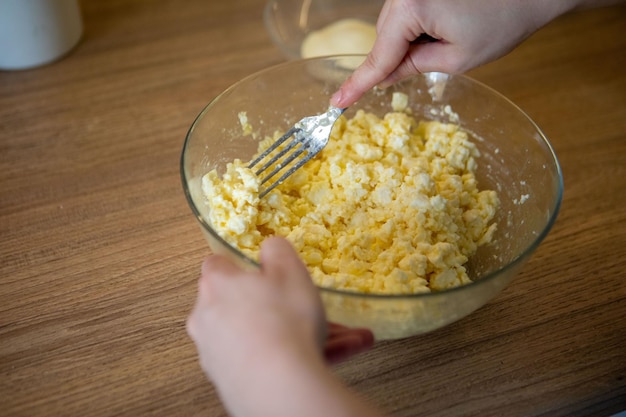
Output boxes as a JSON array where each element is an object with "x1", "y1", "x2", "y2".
[{"x1": 1, "y1": 1, "x2": 625, "y2": 416}]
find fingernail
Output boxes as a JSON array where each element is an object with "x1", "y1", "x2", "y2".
[
  {"x1": 330, "y1": 89, "x2": 343, "y2": 107},
  {"x1": 376, "y1": 80, "x2": 391, "y2": 90}
]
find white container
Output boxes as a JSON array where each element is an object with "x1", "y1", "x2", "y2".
[{"x1": 0, "y1": 0, "x2": 83, "y2": 70}]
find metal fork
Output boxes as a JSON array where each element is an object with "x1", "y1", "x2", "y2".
[{"x1": 248, "y1": 106, "x2": 345, "y2": 197}]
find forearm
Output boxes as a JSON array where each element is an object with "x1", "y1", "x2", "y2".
[
  {"x1": 573, "y1": 0, "x2": 626, "y2": 9},
  {"x1": 528, "y1": 0, "x2": 626, "y2": 28}
]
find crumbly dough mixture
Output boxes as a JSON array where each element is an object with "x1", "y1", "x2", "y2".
[{"x1": 202, "y1": 96, "x2": 499, "y2": 294}]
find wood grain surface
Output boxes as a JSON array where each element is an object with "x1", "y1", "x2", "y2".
[{"x1": 1, "y1": 1, "x2": 625, "y2": 416}]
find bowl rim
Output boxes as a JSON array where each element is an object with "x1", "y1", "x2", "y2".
[
  {"x1": 180, "y1": 55, "x2": 564, "y2": 301},
  {"x1": 262, "y1": 0, "x2": 300, "y2": 59}
]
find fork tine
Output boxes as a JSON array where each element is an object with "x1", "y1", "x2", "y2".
[
  {"x1": 248, "y1": 127, "x2": 298, "y2": 169},
  {"x1": 259, "y1": 142, "x2": 306, "y2": 185},
  {"x1": 252, "y1": 106, "x2": 346, "y2": 198},
  {"x1": 254, "y1": 133, "x2": 302, "y2": 176},
  {"x1": 259, "y1": 148, "x2": 318, "y2": 198}
]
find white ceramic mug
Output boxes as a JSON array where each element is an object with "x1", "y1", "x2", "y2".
[{"x1": 0, "y1": 0, "x2": 83, "y2": 70}]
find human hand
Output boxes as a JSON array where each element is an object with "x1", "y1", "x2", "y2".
[
  {"x1": 186, "y1": 237, "x2": 374, "y2": 415},
  {"x1": 331, "y1": 0, "x2": 578, "y2": 108},
  {"x1": 187, "y1": 237, "x2": 326, "y2": 383},
  {"x1": 325, "y1": 322, "x2": 375, "y2": 364}
]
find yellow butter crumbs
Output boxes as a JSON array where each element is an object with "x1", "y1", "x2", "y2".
[{"x1": 203, "y1": 99, "x2": 499, "y2": 294}]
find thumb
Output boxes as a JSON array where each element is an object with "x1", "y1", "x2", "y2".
[
  {"x1": 259, "y1": 236, "x2": 310, "y2": 283},
  {"x1": 259, "y1": 236, "x2": 327, "y2": 349}
]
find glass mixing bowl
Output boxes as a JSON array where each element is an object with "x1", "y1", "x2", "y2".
[
  {"x1": 264, "y1": 0, "x2": 384, "y2": 60},
  {"x1": 181, "y1": 56, "x2": 563, "y2": 340}
]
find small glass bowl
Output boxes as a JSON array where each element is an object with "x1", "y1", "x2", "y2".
[
  {"x1": 264, "y1": 0, "x2": 384, "y2": 59},
  {"x1": 181, "y1": 56, "x2": 563, "y2": 340}
]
